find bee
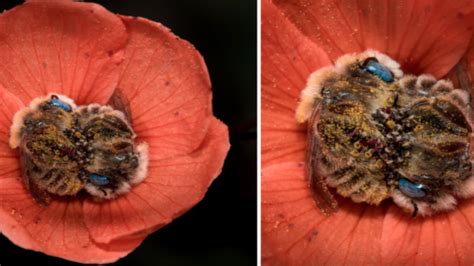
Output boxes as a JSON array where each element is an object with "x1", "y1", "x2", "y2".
[
  {"x1": 9, "y1": 94, "x2": 148, "y2": 205},
  {"x1": 297, "y1": 50, "x2": 473, "y2": 216}
]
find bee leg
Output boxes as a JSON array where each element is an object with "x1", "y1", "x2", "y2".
[
  {"x1": 99, "y1": 187, "x2": 108, "y2": 197},
  {"x1": 411, "y1": 200, "x2": 418, "y2": 218},
  {"x1": 27, "y1": 179, "x2": 51, "y2": 206},
  {"x1": 398, "y1": 73, "x2": 452, "y2": 99},
  {"x1": 416, "y1": 70, "x2": 471, "y2": 110},
  {"x1": 415, "y1": 74, "x2": 437, "y2": 97}
]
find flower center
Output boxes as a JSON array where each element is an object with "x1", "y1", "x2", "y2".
[
  {"x1": 297, "y1": 51, "x2": 473, "y2": 216},
  {"x1": 10, "y1": 94, "x2": 148, "y2": 205}
]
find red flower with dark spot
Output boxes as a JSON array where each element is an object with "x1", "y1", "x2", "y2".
[
  {"x1": 0, "y1": 0, "x2": 229, "y2": 263},
  {"x1": 262, "y1": 0, "x2": 474, "y2": 264}
]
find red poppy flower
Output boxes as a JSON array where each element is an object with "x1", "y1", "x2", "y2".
[
  {"x1": 0, "y1": 0, "x2": 229, "y2": 263},
  {"x1": 262, "y1": 0, "x2": 474, "y2": 264}
]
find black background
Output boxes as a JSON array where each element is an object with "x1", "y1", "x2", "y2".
[{"x1": 0, "y1": 1, "x2": 256, "y2": 265}]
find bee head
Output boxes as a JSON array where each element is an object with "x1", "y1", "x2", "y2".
[
  {"x1": 47, "y1": 95, "x2": 73, "y2": 112},
  {"x1": 335, "y1": 49, "x2": 403, "y2": 82},
  {"x1": 392, "y1": 174, "x2": 459, "y2": 217}
]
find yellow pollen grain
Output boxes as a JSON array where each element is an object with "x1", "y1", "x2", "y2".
[
  {"x1": 364, "y1": 150, "x2": 372, "y2": 158},
  {"x1": 354, "y1": 141, "x2": 361, "y2": 149},
  {"x1": 386, "y1": 119, "x2": 396, "y2": 129},
  {"x1": 350, "y1": 150, "x2": 360, "y2": 157}
]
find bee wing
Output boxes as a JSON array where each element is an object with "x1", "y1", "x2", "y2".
[
  {"x1": 452, "y1": 57, "x2": 472, "y2": 97},
  {"x1": 107, "y1": 88, "x2": 132, "y2": 124},
  {"x1": 306, "y1": 105, "x2": 338, "y2": 214},
  {"x1": 451, "y1": 57, "x2": 474, "y2": 167},
  {"x1": 19, "y1": 148, "x2": 51, "y2": 205},
  {"x1": 443, "y1": 57, "x2": 472, "y2": 110}
]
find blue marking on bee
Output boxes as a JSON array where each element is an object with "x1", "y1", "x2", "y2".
[
  {"x1": 365, "y1": 60, "x2": 394, "y2": 83},
  {"x1": 49, "y1": 98, "x2": 72, "y2": 112},
  {"x1": 398, "y1": 178, "x2": 426, "y2": 198},
  {"x1": 89, "y1": 173, "x2": 110, "y2": 186}
]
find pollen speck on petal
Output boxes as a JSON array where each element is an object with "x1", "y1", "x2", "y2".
[
  {"x1": 382, "y1": 201, "x2": 474, "y2": 265},
  {"x1": 262, "y1": 162, "x2": 385, "y2": 265},
  {"x1": 117, "y1": 16, "x2": 214, "y2": 161},
  {"x1": 83, "y1": 118, "x2": 229, "y2": 244},
  {"x1": 0, "y1": 0, "x2": 128, "y2": 105},
  {"x1": 272, "y1": 0, "x2": 472, "y2": 78},
  {"x1": 262, "y1": 0, "x2": 331, "y2": 167}
]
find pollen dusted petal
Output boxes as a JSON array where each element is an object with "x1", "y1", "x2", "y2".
[
  {"x1": 0, "y1": 0, "x2": 127, "y2": 105},
  {"x1": 83, "y1": 118, "x2": 229, "y2": 243},
  {"x1": 262, "y1": 0, "x2": 331, "y2": 167},
  {"x1": 0, "y1": 90, "x2": 144, "y2": 262},
  {"x1": 272, "y1": 0, "x2": 472, "y2": 78},
  {"x1": 381, "y1": 202, "x2": 474, "y2": 265},
  {"x1": 0, "y1": 176, "x2": 143, "y2": 263},
  {"x1": 116, "y1": 16, "x2": 214, "y2": 161},
  {"x1": 262, "y1": 162, "x2": 386, "y2": 265}
]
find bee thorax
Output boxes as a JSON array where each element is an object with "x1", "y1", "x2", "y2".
[
  {"x1": 300, "y1": 50, "x2": 473, "y2": 216},
  {"x1": 10, "y1": 94, "x2": 149, "y2": 204}
]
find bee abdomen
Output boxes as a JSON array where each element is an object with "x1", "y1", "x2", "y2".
[
  {"x1": 350, "y1": 179, "x2": 390, "y2": 205},
  {"x1": 329, "y1": 170, "x2": 389, "y2": 205},
  {"x1": 325, "y1": 167, "x2": 355, "y2": 187},
  {"x1": 41, "y1": 169, "x2": 85, "y2": 196},
  {"x1": 335, "y1": 173, "x2": 368, "y2": 197}
]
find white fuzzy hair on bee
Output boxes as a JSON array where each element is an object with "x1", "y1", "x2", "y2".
[{"x1": 298, "y1": 50, "x2": 474, "y2": 217}]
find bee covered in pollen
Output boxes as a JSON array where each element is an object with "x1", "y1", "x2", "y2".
[
  {"x1": 9, "y1": 94, "x2": 148, "y2": 205},
  {"x1": 297, "y1": 50, "x2": 474, "y2": 217}
]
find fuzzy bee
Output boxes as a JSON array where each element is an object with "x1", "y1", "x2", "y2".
[
  {"x1": 297, "y1": 50, "x2": 474, "y2": 216},
  {"x1": 10, "y1": 94, "x2": 148, "y2": 205}
]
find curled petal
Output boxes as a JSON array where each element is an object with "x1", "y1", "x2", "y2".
[
  {"x1": 116, "y1": 16, "x2": 214, "y2": 161},
  {"x1": 0, "y1": 179, "x2": 143, "y2": 263},
  {"x1": 262, "y1": 0, "x2": 331, "y2": 167},
  {"x1": 0, "y1": 87, "x2": 143, "y2": 263},
  {"x1": 0, "y1": 0, "x2": 127, "y2": 105},
  {"x1": 83, "y1": 118, "x2": 229, "y2": 244}
]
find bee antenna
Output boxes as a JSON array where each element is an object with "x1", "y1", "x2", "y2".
[
  {"x1": 411, "y1": 200, "x2": 418, "y2": 218},
  {"x1": 99, "y1": 187, "x2": 107, "y2": 197}
]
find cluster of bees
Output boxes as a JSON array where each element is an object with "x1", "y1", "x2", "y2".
[
  {"x1": 10, "y1": 94, "x2": 148, "y2": 205},
  {"x1": 297, "y1": 51, "x2": 473, "y2": 216}
]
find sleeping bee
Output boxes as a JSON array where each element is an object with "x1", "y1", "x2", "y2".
[
  {"x1": 9, "y1": 94, "x2": 148, "y2": 205},
  {"x1": 297, "y1": 50, "x2": 473, "y2": 216}
]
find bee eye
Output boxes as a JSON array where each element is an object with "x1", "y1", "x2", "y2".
[
  {"x1": 48, "y1": 96, "x2": 72, "y2": 112},
  {"x1": 362, "y1": 58, "x2": 394, "y2": 83},
  {"x1": 89, "y1": 173, "x2": 110, "y2": 186},
  {"x1": 398, "y1": 178, "x2": 427, "y2": 198}
]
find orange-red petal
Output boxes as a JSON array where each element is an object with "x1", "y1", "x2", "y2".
[
  {"x1": 262, "y1": 162, "x2": 386, "y2": 265},
  {"x1": 272, "y1": 0, "x2": 472, "y2": 78},
  {"x1": 262, "y1": 164, "x2": 474, "y2": 265},
  {"x1": 0, "y1": 179, "x2": 143, "y2": 263},
  {"x1": 116, "y1": 16, "x2": 214, "y2": 161},
  {"x1": 262, "y1": 0, "x2": 331, "y2": 167},
  {"x1": 381, "y1": 201, "x2": 474, "y2": 265},
  {"x1": 83, "y1": 118, "x2": 229, "y2": 244},
  {"x1": 468, "y1": 39, "x2": 474, "y2": 88},
  {"x1": 0, "y1": 87, "x2": 142, "y2": 263},
  {"x1": 0, "y1": 0, "x2": 127, "y2": 105}
]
